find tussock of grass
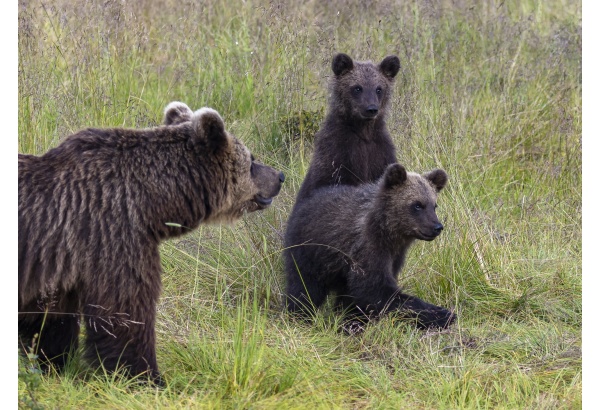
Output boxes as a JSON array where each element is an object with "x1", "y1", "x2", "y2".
[{"x1": 18, "y1": 0, "x2": 581, "y2": 408}]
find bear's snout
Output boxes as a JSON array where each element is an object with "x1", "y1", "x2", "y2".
[
  {"x1": 416, "y1": 222, "x2": 444, "y2": 241},
  {"x1": 249, "y1": 163, "x2": 285, "y2": 211},
  {"x1": 366, "y1": 105, "x2": 379, "y2": 116},
  {"x1": 427, "y1": 222, "x2": 444, "y2": 239}
]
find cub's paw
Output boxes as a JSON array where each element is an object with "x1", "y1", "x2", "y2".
[
  {"x1": 414, "y1": 306, "x2": 456, "y2": 330},
  {"x1": 341, "y1": 319, "x2": 368, "y2": 336}
]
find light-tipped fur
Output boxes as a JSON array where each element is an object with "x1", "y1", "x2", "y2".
[{"x1": 18, "y1": 102, "x2": 284, "y2": 384}]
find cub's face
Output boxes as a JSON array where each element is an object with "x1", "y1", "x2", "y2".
[
  {"x1": 330, "y1": 53, "x2": 401, "y2": 121},
  {"x1": 165, "y1": 102, "x2": 284, "y2": 224},
  {"x1": 380, "y1": 164, "x2": 447, "y2": 241}
]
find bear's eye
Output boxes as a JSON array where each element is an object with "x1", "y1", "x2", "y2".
[
  {"x1": 413, "y1": 202, "x2": 424, "y2": 211},
  {"x1": 352, "y1": 86, "x2": 362, "y2": 94},
  {"x1": 248, "y1": 155, "x2": 255, "y2": 173},
  {"x1": 376, "y1": 87, "x2": 382, "y2": 94}
]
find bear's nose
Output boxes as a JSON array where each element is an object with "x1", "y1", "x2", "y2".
[
  {"x1": 366, "y1": 105, "x2": 379, "y2": 115},
  {"x1": 434, "y1": 223, "x2": 444, "y2": 234},
  {"x1": 279, "y1": 172, "x2": 285, "y2": 183}
]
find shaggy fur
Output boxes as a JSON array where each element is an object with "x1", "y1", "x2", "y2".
[
  {"x1": 295, "y1": 53, "x2": 401, "y2": 201},
  {"x1": 18, "y1": 102, "x2": 284, "y2": 384},
  {"x1": 284, "y1": 163, "x2": 455, "y2": 330}
]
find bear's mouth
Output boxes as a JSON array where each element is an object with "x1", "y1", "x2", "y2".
[
  {"x1": 253, "y1": 194, "x2": 274, "y2": 208},
  {"x1": 417, "y1": 230, "x2": 440, "y2": 241},
  {"x1": 361, "y1": 111, "x2": 378, "y2": 120}
]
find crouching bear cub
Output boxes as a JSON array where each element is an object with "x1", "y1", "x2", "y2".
[
  {"x1": 284, "y1": 163, "x2": 455, "y2": 330},
  {"x1": 18, "y1": 102, "x2": 284, "y2": 384}
]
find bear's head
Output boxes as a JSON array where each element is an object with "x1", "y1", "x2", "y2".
[
  {"x1": 374, "y1": 163, "x2": 447, "y2": 242},
  {"x1": 329, "y1": 53, "x2": 401, "y2": 121},
  {"x1": 172, "y1": 103, "x2": 285, "y2": 224}
]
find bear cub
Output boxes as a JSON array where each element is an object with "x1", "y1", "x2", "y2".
[
  {"x1": 18, "y1": 102, "x2": 284, "y2": 384},
  {"x1": 284, "y1": 163, "x2": 455, "y2": 330},
  {"x1": 295, "y1": 53, "x2": 401, "y2": 201}
]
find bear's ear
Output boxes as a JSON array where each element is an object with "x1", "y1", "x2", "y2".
[
  {"x1": 423, "y1": 169, "x2": 448, "y2": 192},
  {"x1": 383, "y1": 163, "x2": 407, "y2": 189},
  {"x1": 332, "y1": 53, "x2": 354, "y2": 76},
  {"x1": 163, "y1": 101, "x2": 193, "y2": 126},
  {"x1": 190, "y1": 108, "x2": 230, "y2": 152},
  {"x1": 379, "y1": 55, "x2": 401, "y2": 80}
]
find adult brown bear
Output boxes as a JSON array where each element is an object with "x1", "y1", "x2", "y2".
[{"x1": 18, "y1": 102, "x2": 284, "y2": 384}]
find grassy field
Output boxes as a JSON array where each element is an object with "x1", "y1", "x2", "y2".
[{"x1": 17, "y1": 0, "x2": 582, "y2": 408}]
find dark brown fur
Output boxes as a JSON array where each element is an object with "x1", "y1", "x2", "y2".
[
  {"x1": 18, "y1": 103, "x2": 284, "y2": 384},
  {"x1": 295, "y1": 53, "x2": 401, "y2": 200},
  {"x1": 283, "y1": 163, "x2": 455, "y2": 330}
]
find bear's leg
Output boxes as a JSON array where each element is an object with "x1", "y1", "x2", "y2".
[
  {"x1": 348, "y1": 274, "x2": 455, "y2": 329},
  {"x1": 394, "y1": 294, "x2": 456, "y2": 329},
  {"x1": 334, "y1": 288, "x2": 369, "y2": 319},
  {"x1": 334, "y1": 293, "x2": 373, "y2": 335},
  {"x1": 18, "y1": 293, "x2": 80, "y2": 371},
  {"x1": 82, "y1": 297, "x2": 162, "y2": 385},
  {"x1": 285, "y1": 265, "x2": 328, "y2": 318}
]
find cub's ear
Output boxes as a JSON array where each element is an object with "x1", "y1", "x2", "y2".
[
  {"x1": 423, "y1": 169, "x2": 448, "y2": 192},
  {"x1": 379, "y1": 55, "x2": 401, "y2": 80},
  {"x1": 163, "y1": 101, "x2": 193, "y2": 125},
  {"x1": 190, "y1": 108, "x2": 230, "y2": 152},
  {"x1": 383, "y1": 163, "x2": 407, "y2": 189},
  {"x1": 332, "y1": 53, "x2": 354, "y2": 76}
]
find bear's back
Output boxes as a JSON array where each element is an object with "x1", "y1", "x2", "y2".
[{"x1": 284, "y1": 183, "x2": 376, "y2": 253}]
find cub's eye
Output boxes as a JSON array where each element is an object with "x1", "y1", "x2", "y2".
[
  {"x1": 376, "y1": 87, "x2": 382, "y2": 94},
  {"x1": 353, "y1": 86, "x2": 362, "y2": 94},
  {"x1": 413, "y1": 202, "x2": 424, "y2": 211}
]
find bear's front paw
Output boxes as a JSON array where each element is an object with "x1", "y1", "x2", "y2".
[
  {"x1": 414, "y1": 307, "x2": 456, "y2": 330},
  {"x1": 153, "y1": 373, "x2": 166, "y2": 388},
  {"x1": 341, "y1": 319, "x2": 367, "y2": 336}
]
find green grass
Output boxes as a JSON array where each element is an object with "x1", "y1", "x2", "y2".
[{"x1": 18, "y1": 0, "x2": 581, "y2": 408}]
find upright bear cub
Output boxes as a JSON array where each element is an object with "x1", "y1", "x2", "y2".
[
  {"x1": 295, "y1": 53, "x2": 401, "y2": 201},
  {"x1": 18, "y1": 102, "x2": 284, "y2": 384},
  {"x1": 284, "y1": 163, "x2": 455, "y2": 330}
]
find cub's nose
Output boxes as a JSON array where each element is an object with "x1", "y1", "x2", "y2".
[
  {"x1": 279, "y1": 172, "x2": 285, "y2": 183},
  {"x1": 434, "y1": 223, "x2": 444, "y2": 234},
  {"x1": 366, "y1": 105, "x2": 379, "y2": 115}
]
